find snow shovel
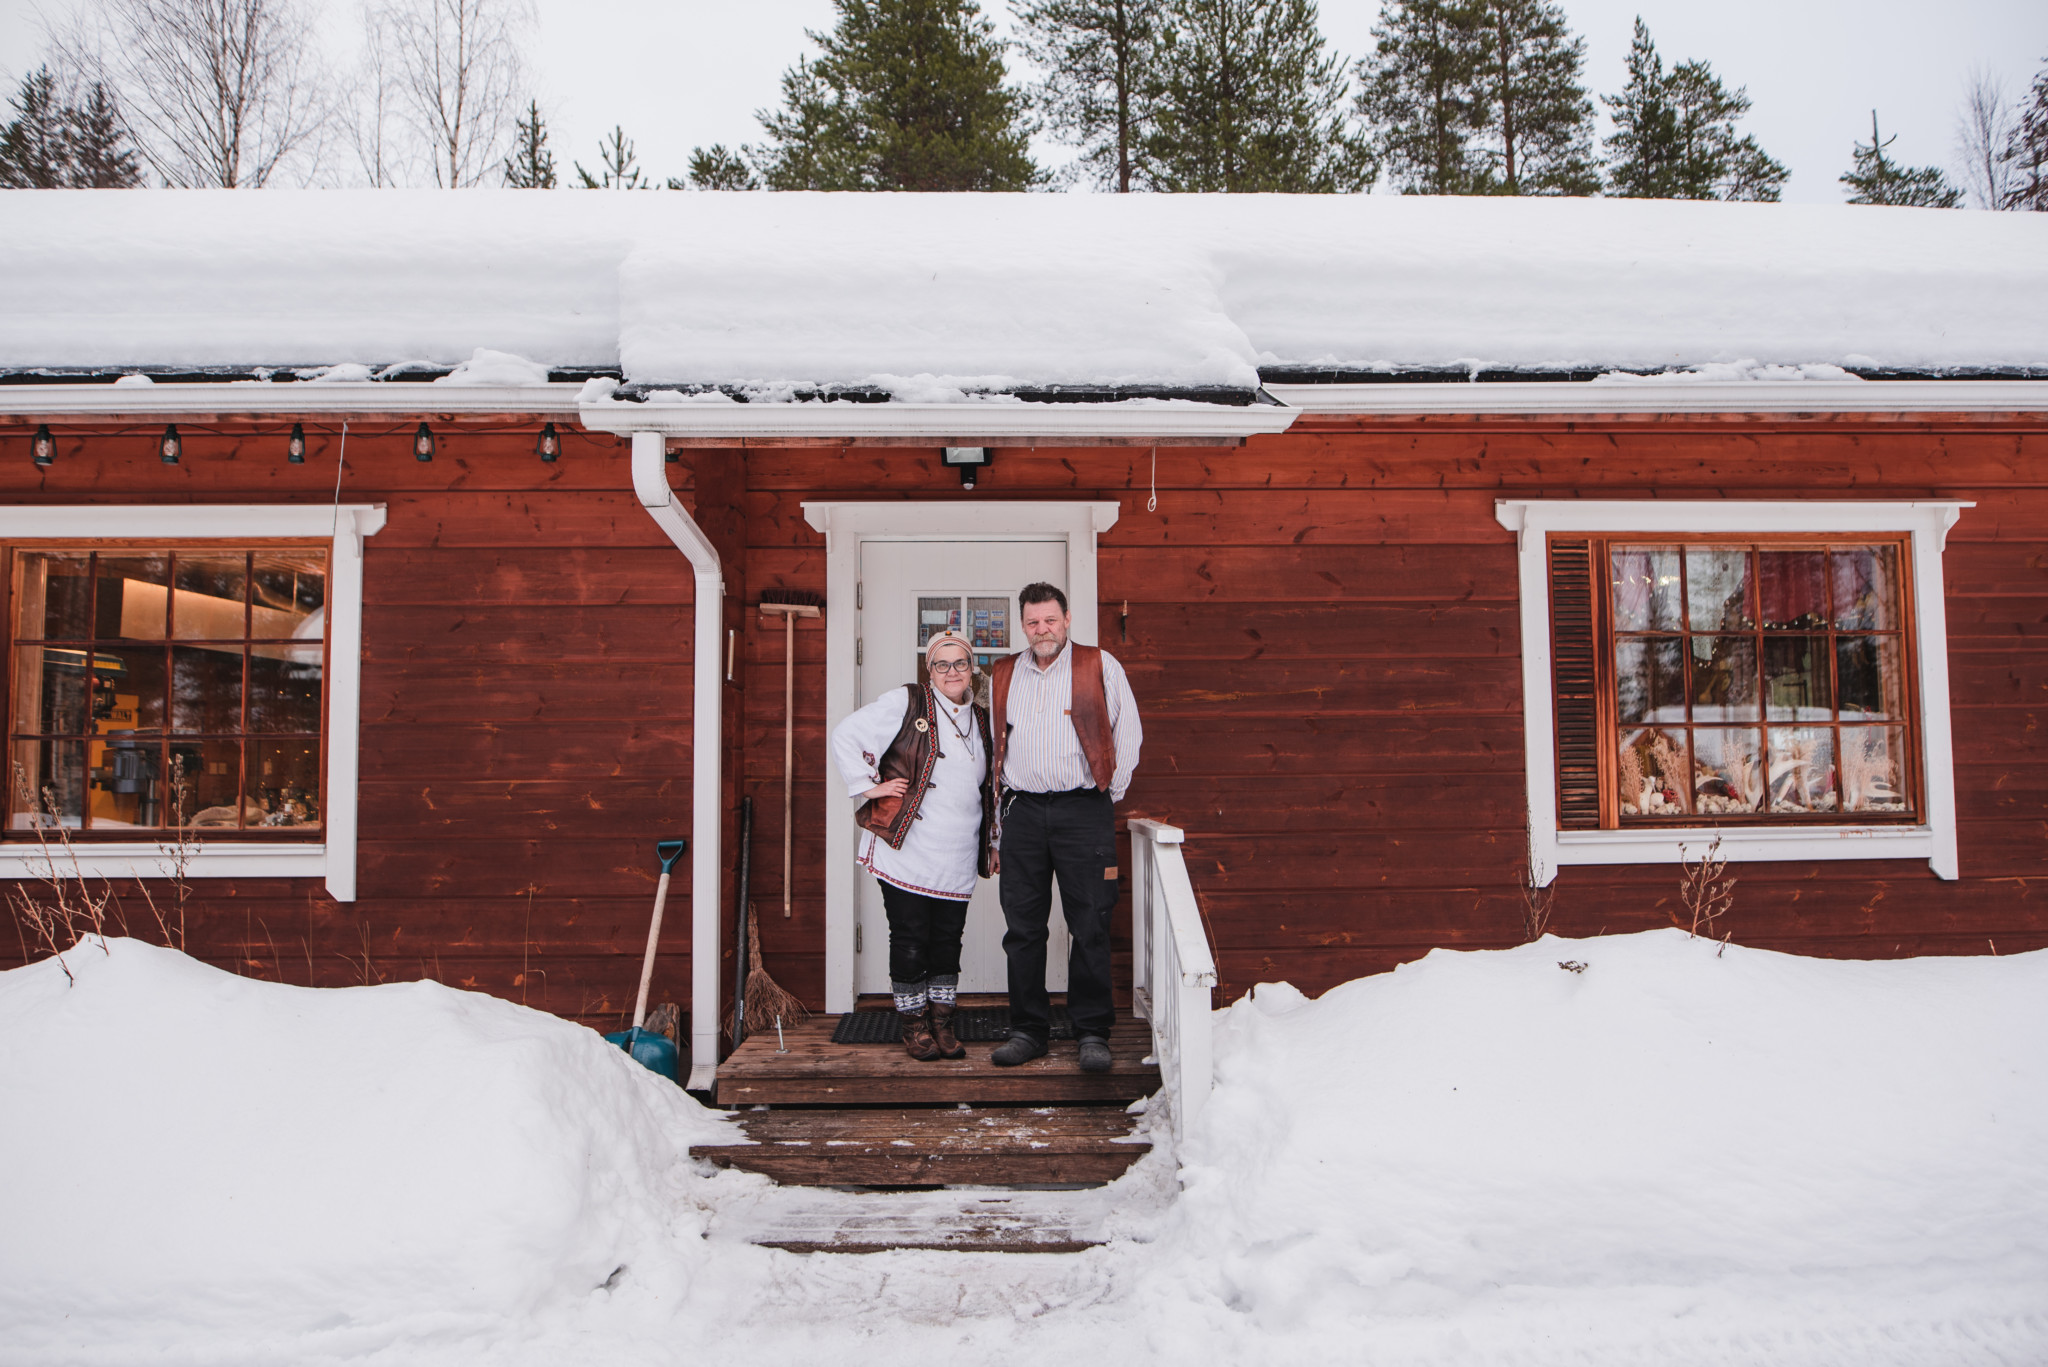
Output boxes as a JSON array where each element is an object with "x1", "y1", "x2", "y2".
[{"x1": 605, "y1": 838, "x2": 687, "y2": 1081}]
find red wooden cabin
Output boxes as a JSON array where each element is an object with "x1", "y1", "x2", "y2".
[{"x1": 2, "y1": 191, "x2": 2043, "y2": 1092}]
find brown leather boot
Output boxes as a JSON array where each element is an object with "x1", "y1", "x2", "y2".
[
  {"x1": 901, "y1": 1011, "x2": 942, "y2": 1061},
  {"x1": 928, "y1": 1002, "x2": 967, "y2": 1059}
]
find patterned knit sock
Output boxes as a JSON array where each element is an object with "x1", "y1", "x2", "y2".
[
  {"x1": 892, "y1": 981, "x2": 929, "y2": 1015},
  {"x1": 927, "y1": 975, "x2": 959, "y2": 1007}
]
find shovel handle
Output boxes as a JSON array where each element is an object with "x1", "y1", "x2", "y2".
[{"x1": 632, "y1": 869, "x2": 672, "y2": 1030}]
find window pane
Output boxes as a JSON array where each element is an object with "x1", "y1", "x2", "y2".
[
  {"x1": 171, "y1": 740, "x2": 245, "y2": 828},
  {"x1": 88, "y1": 735, "x2": 162, "y2": 829},
  {"x1": 1757, "y1": 550, "x2": 1828, "y2": 630},
  {"x1": 96, "y1": 647, "x2": 165, "y2": 733},
  {"x1": 1611, "y1": 546, "x2": 1682, "y2": 632},
  {"x1": 94, "y1": 556, "x2": 171, "y2": 640},
  {"x1": 250, "y1": 738, "x2": 321, "y2": 826},
  {"x1": 1839, "y1": 727, "x2": 1908, "y2": 813},
  {"x1": 1616, "y1": 637, "x2": 1685, "y2": 724},
  {"x1": 251, "y1": 551, "x2": 325, "y2": 638},
  {"x1": 1832, "y1": 546, "x2": 1900, "y2": 630},
  {"x1": 917, "y1": 596, "x2": 961, "y2": 646},
  {"x1": 1767, "y1": 728, "x2": 1838, "y2": 813},
  {"x1": 15, "y1": 648, "x2": 91, "y2": 735},
  {"x1": 247, "y1": 651, "x2": 322, "y2": 733},
  {"x1": 172, "y1": 645, "x2": 243, "y2": 733},
  {"x1": 171, "y1": 553, "x2": 249, "y2": 640},
  {"x1": 11, "y1": 738, "x2": 85, "y2": 829},
  {"x1": 1619, "y1": 727, "x2": 1690, "y2": 818},
  {"x1": 966, "y1": 597, "x2": 1009, "y2": 650},
  {"x1": 1690, "y1": 635, "x2": 1759, "y2": 722},
  {"x1": 15, "y1": 551, "x2": 94, "y2": 640},
  {"x1": 1763, "y1": 636, "x2": 1832, "y2": 720},
  {"x1": 1685, "y1": 547, "x2": 1753, "y2": 631},
  {"x1": 1836, "y1": 636, "x2": 1905, "y2": 719},
  {"x1": 1693, "y1": 728, "x2": 1764, "y2": 815}
]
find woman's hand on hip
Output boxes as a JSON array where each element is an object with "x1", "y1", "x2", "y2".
[{"x1": 864, "y1": 778, "x2": 909, "y2": 800}]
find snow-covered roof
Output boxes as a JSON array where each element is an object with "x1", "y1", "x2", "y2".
[{"x1": 4, "y1": 189, "x2": 2045, "y2": 392}]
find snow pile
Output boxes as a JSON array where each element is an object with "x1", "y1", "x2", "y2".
[
  {"x1": 3, "y1": 190, "x2": 2044, "y2": 384},
  {"x1": 3, "y1": 930, "x2": 2045, "y2": 1365},
  {"x1": 434, "y1": 346, "x2": 555, "y2": 386},
  {"x1": 0, "y1": 938, "x2": 730, "y2": 1360}
]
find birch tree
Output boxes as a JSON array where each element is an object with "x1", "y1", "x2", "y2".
[
  {"x1": 1953, "y1": 68, "x2": 2015, "y2": 211},
  {"x1": 381, "y1": 0, "x2": 530, "y2": 188}
]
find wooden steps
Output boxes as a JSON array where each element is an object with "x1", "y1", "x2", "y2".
[
  {"x1": 714, "y1": 1014, "x2": 1160, "y2": 1106},
  {"x1": 692, "y1": 1105, "x2": 1150, "y2": 1188},
  {"x1": 708, "y1": 1188, "x2": 1130, "y2": 1253}
]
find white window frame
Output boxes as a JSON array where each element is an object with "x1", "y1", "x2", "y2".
[
  {"x1": 0, "y1": 504, "x2": 386, "y2": 901},
  {"x1": 1495, "y1": 499, "x2": 1969, "y2": 886}
]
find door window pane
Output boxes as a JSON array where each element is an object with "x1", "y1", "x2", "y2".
[
  {"x1": 917, "y1": 596, "x2": 961, "y2": 645},
  {"x1": 966, "y1": 597, "x2": 1009, "y2": 650},
  {"x1": 1611, "y1": 546, "x2": 1682, "y2": 631}
]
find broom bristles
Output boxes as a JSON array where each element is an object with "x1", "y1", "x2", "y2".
[{"x1": 741, "y1": 911, "x2": 809, "y2": 1033}]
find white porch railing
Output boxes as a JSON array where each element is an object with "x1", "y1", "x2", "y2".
[{"x1": 1128, "y1": 818, "x2": 1217, "y2": 1144}]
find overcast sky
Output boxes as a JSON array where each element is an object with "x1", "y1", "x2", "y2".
[{"x1": 3, "y1": 0, "x2": 2044, "y2": 204}]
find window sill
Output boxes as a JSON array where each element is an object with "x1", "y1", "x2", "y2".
[
  {"x1": 1553, "y1": 825, "x2": 1946, "y2": 876},
  {"x1": 0, "y1": 841, "x2": 329, "y2": 883}
]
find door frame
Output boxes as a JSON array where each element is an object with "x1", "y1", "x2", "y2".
[{"x1": 802, "y1": 500, "x2": 1122, "y2": 1012}]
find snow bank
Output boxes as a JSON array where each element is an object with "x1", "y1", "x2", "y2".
[
  {"x1": 4, "y1": 930, "x2": 2045, "y2": 1365},
  {"x1": 2, "y1": 190, "x2": 2043, "y2": 384},
  {"x1": 0, "y1": 937, "x2": 730, "y2": 1360}
]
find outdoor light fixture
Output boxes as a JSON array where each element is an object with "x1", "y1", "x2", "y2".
[
  {"x1": 287, "y1": 423, "x2": 306, "y2": 463},
  {"x1": 31, "y1": 424, "x2": 55, "y2": 468},
  {"x1": 942, "y1": 446, "x2": 993, "y2": 489},
  {"x1": 159, "y1": 424, "x2": 181, "y2": 465},
  {"x1": 536, "y1": 422, "x2": 559, "y2": 462},
  {"x1": 413, "y1": 422, "x2": 435, "y2": 462}
]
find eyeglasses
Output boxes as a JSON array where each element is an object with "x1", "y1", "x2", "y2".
[{"x1": 928, "y1": 659, "x2": 973, "y2": 675}]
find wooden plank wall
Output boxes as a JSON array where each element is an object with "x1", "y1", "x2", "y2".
[
  {"x1": 0, "y1": 422, "x2": 704, "y2": 1029},
  {"x1": 740, "y1": 417, "x2": 2048, "y2": 1006}
]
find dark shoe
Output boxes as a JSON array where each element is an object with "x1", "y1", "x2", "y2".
[
  {"x1": 928, "y1": 1002, "x2": 967, "y2": 1059},
  {"x1": 1077, "y1": 1035, "x2": 1112, "y2": 1073},
  {"x1": 902, "y1": 1012, "x2": 942, "y2": 1062},
  {"x1": 990, "y1": 1031, "x2": 1048, "y2": 1067}
]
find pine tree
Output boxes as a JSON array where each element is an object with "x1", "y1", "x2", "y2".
[
  {"x1": 1016, "y1": 0, "x2": 1164, "y2": 191},
  {"x1": 0, "y1": 67, "x2": 72, "y2": 188},
  {"x1": 502, "y1": 100, "x2": 557, "y2": 188},
  {"x1": 1603, "y1": 18, "x2": 1785, "y2": 201},
  {"x1": 2004, "y1": 58, "x2": 2048, "y2": 211},
  {"x1": 753, "y1": 0, "x2": 1038, "y2": 191},
  {"x1": 1144, "y1": 0, "x2": 1372, "y2": 192},
  {"x1": 1840, "y1": 111, "x2": 1960, "y2": 207},
  {"x1": 1358, "y1": 0, "x2": 1482, "y2": 194},
  {"x1": 61, "y1": 82, "x2": 143, "y2": 187},
  {"x1": 687, "y1": 143, "x2": 759, "y2": 190},
  {"x1": 1465, "y1": 0, "x2": 1596, "y2": 194},
  {"x1": 576, "y1": 126, "x2": 645, "y2": 190}
]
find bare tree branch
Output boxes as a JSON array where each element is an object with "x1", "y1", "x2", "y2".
[
  {"x1": 1955, "y1": 65, "x2": 2016, "y2": 211},
  {"x1": 379, "y1": 0, "x2": 531, "y2": 188}
]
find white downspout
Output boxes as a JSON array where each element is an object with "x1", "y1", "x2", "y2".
[{"x1": 630, "y1": 430, "x2": 724, "y2": 1092}]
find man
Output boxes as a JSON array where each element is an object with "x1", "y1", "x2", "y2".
[{"x1": 988, "y1": 582, "x2": 1143, "y2": 1072}]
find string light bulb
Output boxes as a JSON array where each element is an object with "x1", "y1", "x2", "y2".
[
  {"x1": 32, "y1": 424, "x2": 55, "y2": 467},
  {"x1": 287, "y1": 423, "x2": 306, "y2": 463},
  {"x1": 536, "y1": 422, "x2": 559, "y2": 462},
  {"x1": 159, "y1": 424, "x2": 181, "y2": 465},
  {"x1": 413, "y1": 422, "x2": 435, "y2": 462}
]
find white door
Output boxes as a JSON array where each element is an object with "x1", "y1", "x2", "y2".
[{"x1": 855, "y1": 539, "x2": 1070, "y2": 996}]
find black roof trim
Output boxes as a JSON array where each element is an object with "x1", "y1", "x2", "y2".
[
  {"x1": 609, "y1": 381, "x2": 1265, "y2": 407},
  {"x1": 1259, "y1": 364, "x2": 2048, "y2": 385}
]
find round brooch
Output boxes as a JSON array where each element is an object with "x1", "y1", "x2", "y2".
[{"x1": 914, "y1": 718, "x2": 929, "y2": 732}]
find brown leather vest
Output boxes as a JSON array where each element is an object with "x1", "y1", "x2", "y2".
[
  {"x1": 853, "y1": 684, "x2": 997, "y2": 876},
  {"x1": 990, "y1": 643, "x2": 1116, "y2": 794}
]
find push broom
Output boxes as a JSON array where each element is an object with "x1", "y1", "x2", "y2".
[{"x1": 747, "y1": 589, "x2": 821, "y2": 1047}]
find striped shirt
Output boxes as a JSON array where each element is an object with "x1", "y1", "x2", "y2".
[{"x1": 1001, "y1": 641, "x2": 1143, "y2": 802}]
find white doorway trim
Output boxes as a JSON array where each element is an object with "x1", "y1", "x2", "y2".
[{"x1": 802, "y1": 501, "x2": 1121, "y2": 1012}]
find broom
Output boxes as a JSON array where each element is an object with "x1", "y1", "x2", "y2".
[
  {"x1": 745, "y1": 588, "x2": 823, "y2": 1047},
  {"x1": 742, "y1": 912, "x2": 809, "y2": 1044}
]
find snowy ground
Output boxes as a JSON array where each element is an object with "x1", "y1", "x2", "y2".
[{"x1": 3, "y1": 930, "x2": 2045, "y2": 1366}]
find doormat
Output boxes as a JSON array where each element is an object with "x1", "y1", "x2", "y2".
[{"x1": 830, "y1": 1005, "x2": 1076, "y2": 1045}]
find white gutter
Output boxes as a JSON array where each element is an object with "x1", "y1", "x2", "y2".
[
  {"x1": 629, "y1": 430, "x2": 725, "y2": 1094},
  {"x1": 1265, "y1": 380, "x2": 2048, "y2": 415},
  {"x1": 580, "y1": 398, "x2": 1299, "y2": 441},
  {"x1": 0, "y1": 382, "x2": 589, "y2": 421}
]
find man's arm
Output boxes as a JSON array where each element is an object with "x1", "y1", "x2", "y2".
[{"x1": 1101, "y1": 650, "x2": 1143, "y2": 802}]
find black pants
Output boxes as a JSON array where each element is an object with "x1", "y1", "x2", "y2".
[
  {"x1": 879, "y1": 881, "x2": 969, "y2": 985},
  {"x1": 999, "y1": 787, "x2": 1116, "y2": 1041}
]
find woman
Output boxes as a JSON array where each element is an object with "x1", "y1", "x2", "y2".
[{"x1": 830, "y1": 632, "x2": 994, "y2": 1062}]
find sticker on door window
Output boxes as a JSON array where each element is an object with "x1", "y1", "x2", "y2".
[
  {"x1": 918, "y1": 596, "x2": 962, "y2": 645},
  {"x1": 967, "y1": 597, "x2": 1009, "y2": 649}
]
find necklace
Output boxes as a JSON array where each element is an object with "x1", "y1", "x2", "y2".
[{"x1": 937, "y1": 693, "x2": 975, "y2": 746}]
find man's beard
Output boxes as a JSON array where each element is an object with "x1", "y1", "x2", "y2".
[{"x1": 1031, "y1": 635, "x2": 1065, "y2": 659}]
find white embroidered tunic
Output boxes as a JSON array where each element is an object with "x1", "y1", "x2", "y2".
[{"x1": 830, "y1": 685, "x2": 987, "y2": 901}]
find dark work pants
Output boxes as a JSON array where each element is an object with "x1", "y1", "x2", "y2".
[
  {"x1": 879, "y1": 881, "x2": 969, "y2": 985},
  {"x1": 999, "y1": 788, "x2": 1117, "y2": 1042}
]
